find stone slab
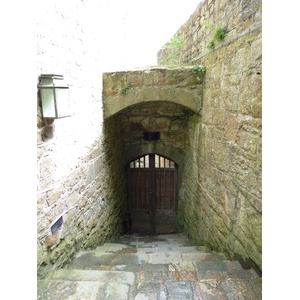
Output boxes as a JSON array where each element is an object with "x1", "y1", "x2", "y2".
[
  {"x1": 166, "y1": 281, "x2": 195, "y2": 300},
  {"x1": 95, "y1": 243, "x2": 129, "y2": 252},
  {"x1": 99, "y1": 282, "x2": 130, "y2": 300},
  {"x1": 69, "y1": 252, "x2": 140, "y2": 269},
  {"x1": 148, "y1": 252, "x2": 182, "y2": 264},
  {"x1": 195, "y1": 280, "x2": 228, "y2": 300},
  {"x1": 135, "y1": 282, "x2": 167, "y2": 300},
  {"x1": 50, "y1": 269, "x2": 135, "y2": 285},
  {"x1": 181, "y1": 252, "x2": 208, "y2": 262},
  {"x1": 37, "y1": 279, "x2": 103, "y2": 300},
  {"x1": 221, "y1": 278, "x2": 262, "y2": 300}
]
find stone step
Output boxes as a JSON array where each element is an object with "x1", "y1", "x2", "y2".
[
  {"x1": 49, "y1": 269, "x2": 135, "y2": 284},
  {"x1": 67, "y1": 246, "x2": 258, "y2": 282},
  {"x1": 38, "y1": 267, "x2": 261, "y2": 300},
  {"x1": 67, "y1": 249, "x2": 226, "y2": 269},
  {"x1": 37, "y1": 269, "x2": 136, "y2": 300},
  {"x1": 38, "y1": 234, "x2": 262, "y2": 299}
]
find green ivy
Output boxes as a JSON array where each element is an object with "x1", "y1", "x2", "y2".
[
  {"x1": 206, "y1": 24, "x2": 227, "y2": 51},
  {"x1": 121, "y1": 83, "x2": 132, "y2": 95},
  {"x1": 191, "y1": 65, "x2": 206, "y2": 76},
  {"x1": 161, "y1": 34, "x2": 184, "y2": 65},
  {"x1": 213, "y1": 25, "x2": 227, "y2": 41},
  {"x1": 207, "y1": 38, "x2": 215, "y2": 50}
]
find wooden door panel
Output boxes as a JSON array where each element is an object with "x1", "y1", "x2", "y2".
[
  {"x1": 127, "y1": 154, "x2": 178, "y2": 234},
  {"x1": 129, "y1": 170, "x2": 150, "y2": 209}
]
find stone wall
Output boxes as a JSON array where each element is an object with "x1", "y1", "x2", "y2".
[
  {"x1": 158, "y1": 0, "x2": 262, "y2": 271},
  {"x1": 37, "y1": 0, "x2": 126, "y2": 278},
  {"x1": 158, "y1": 0, "x2": 262, "y2": 65}
]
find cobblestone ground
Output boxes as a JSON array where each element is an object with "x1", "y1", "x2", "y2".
[{"x1": 37, "y1": 234, "x2": 262, "y2": 299}]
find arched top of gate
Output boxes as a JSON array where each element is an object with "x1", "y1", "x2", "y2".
[
  {"x1": 124, "y1": 145, "x2": 183, "y2": 170},
  {"x1": 102, "y1": 66, "x2": 203, "y2": 119},
  {"x1": 126, "y1": 153, "x2": 178, "y2": 169}
]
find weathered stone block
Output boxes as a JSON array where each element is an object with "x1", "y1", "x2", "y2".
[
  {"x1": 103, "y1": 72, "x2": 126, "y2": 91},
  {"x1": 93, "y1": 157, "x2": 103, "y2": 177},
  {"x1": 159, "y1": 87, "x2": 175, "y2": 101},
  {"x1": 139, "y1": 87, "x2": 160, "y2": 102},
  {"x1": 65, "y1": 169, "x2": 81, "y2": 188},
  {"x1": 85, "y1": 163, "x2": 95, "y2": 186},
  {"x1": 128, "y1": 71, "x2": 143, "y2": 87},
  {"x1": 245, "y1": 239, "x2": 262, "y2": 268},
  {"x1": 247, "y1": 171, "x2": 262, "y2": 200},
  {"x1": 224, "y1": 113, "x2": 239, "y2": 142},
  {"x1": 46, "y1": 188, "x2": 63, "y2": 206},
  {"x1": 164, "y1": 69, "x2": 186, "y2": 85},
  {"x1": 143, "y1": 116, "x2": 171, "y2": 131},
  {"x1": 237, "y1": 130, "x2": 259, "y2": 156},
  {"x1": 103, "y1": 89, "x2": 118, "y2": 97},
  {"x1": 213, "y1": 108, "x2": 225, "y2": 126},
  {"x1": 143, "y1": 71, "x2": 153, "y2": 86},
  {"x1": 38, "y1": 176, "x2": 53, "y2": 191},
  {"x1": 239, "y1": 73, "x2": 262, "y2": 118},
  {"x1": 65, "y1": 191, "x2": 79, "y2": 207},
  {"x1": 152, "y1": 70, "x2": 165, "y2": 86},
  {"x1": 39, "y1": 156, "x2": 53, "y2": 178},
  {"x1": 213, "y1": 141, "x2": 232, "y2": 172},
  {"x1": 220, "y1": 187, "x2": 237, "y2": 221}
]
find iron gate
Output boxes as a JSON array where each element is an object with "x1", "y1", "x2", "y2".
[{"x1": 126, "y1": 154, "x2": 178, "y2": 234}]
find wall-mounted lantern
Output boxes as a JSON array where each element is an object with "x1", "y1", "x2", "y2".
[{"x1": 38, "y1": 74, "x2": 71, "y2": 119}]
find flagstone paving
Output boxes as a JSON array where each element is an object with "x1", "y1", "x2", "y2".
[{"x1": 37, "y1": 234, "x2": 262, "y2": 299}]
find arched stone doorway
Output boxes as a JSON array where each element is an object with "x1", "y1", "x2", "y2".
[{"x1": 126, "y1": 153, "x2": 178, "y2": 234}]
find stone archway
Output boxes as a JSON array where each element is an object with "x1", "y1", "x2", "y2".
[
  {"x1": 102, "y1": 66, "x2": 204, "y2": 119},
  {"x1": 102, "y1": 93, "x2": 199, "y2": 234}
]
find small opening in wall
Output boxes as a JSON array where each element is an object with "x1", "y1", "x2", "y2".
[
  {"x1": 51, "y1": 216, "x2": 63, "y2": 234},
  {"x1": 143, "y1": 131, "x2": 160, "y2": 141}
]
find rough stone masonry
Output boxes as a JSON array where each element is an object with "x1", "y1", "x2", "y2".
[
  {"x1": 158, "y1": 0, "x2": 262, "y2": 271},
  {"x1": 37, "y1": 0, "x2": 262, "y2": 279}
]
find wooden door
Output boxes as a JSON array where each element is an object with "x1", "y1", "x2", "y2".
[{"x1": 126, "y1": 154, "x2": 178, "y2": 234}]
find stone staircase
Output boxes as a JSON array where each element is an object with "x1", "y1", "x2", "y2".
[{"x1": 37, "y1": 234, "x2": 262, "y2": 299}]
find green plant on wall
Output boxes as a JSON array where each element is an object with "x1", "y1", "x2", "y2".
[
  {"x1": 207, "y1": 38, "x2": 215, "y2": 50},
  {"x1": 213, "y1": 25, "x2": 227, "y2": 41},
  {"x1": 191, "y1": 65, "x2": 206, "y2": 76},
  {"x1": 206, "y1": 23, "x2": 227, "y2": 51},
  {"x1": 161, "y1": 33, "x2": 184, "y2": 65},
  {"x1": 121, "y1": 83, "x2": 132, "y2": 95}
]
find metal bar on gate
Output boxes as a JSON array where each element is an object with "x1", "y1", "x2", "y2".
[
  {"x1": 144, "y1": 156, "x2": 146, "y2": 208},
  {"x1": 159, "y1": 155, "x2": 161, "y2": 209},
  {"x1": 164, "y1": 158, "x2": 166, "y2": 209},
  {"x1": 169, "y1": 161, "x2": 171, "y2": 209},
  {"x1": 149, "y1": 154, "x2": 155, "y2": 234},
  {"x1": 138, "y1": 158, "x2": 141, "y2": 208}
]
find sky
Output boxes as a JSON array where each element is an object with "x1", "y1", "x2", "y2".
[{"x1": 98, "y1": 0, "x2": 201, "y2": 70}]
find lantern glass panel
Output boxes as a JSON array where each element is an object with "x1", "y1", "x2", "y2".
[
  {"x1": 41, "y1": 88, "x2": 56, "y2": 118},
  {"x1": 55, "y1": 88, "x2": 70, "y2": 118}
]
